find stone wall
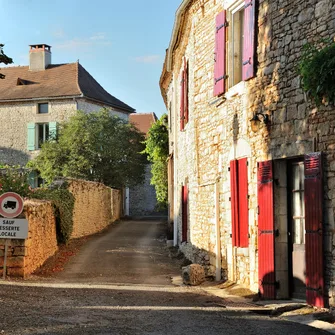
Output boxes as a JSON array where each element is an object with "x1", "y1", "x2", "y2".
[
  {"x1": 68, "y1": 179, "x2": 122, "y2": 239},
  {"x1": 0, "y1": 199, "x2": 58, "y2": 278},
  {"x1": 163, "y1": 0, "x2": 335, "y2": 302},
  {"x1": 129, "y1": 165, "x2": 157, "y2": 216}
]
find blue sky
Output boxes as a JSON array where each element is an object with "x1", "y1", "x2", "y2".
[{"x1": 0, "y1": 0, "x2": 181, "y2": 117}]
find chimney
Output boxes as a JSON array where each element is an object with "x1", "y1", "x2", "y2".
[{"x1": 29, "y1": 44, "x2": 52, "y2": 71}]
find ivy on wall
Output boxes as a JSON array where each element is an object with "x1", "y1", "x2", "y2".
[{"x1": 298, "y1": 38, "x2": 335, "y2": 106}]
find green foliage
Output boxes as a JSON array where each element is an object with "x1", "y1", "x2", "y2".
[
  {"x1": 28, "y1": 109, "x2": 147, "y2": 188},
  {"x1": 0, "y1": 166, "x2": 31, "y2": 197},
  {"x1": 0, "y1": 44, "x2": 13, "y2": 79},
  {"x1": 143, "y1": 114, "x2": 169, "y2": 208},
  {"x1": 298, "y1": 39, "x2": 335, "y2": 106},
  {"x1": 32, "y1": 185, "x2": 74, "y2": 244}
]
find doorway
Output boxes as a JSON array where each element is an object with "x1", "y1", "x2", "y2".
[{"x1": 288, "y1": 160, "x2": 306, "y2": 299}]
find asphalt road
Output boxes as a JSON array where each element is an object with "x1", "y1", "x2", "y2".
[{"x1": 0, "y1": 219, "x2": 329, "y2": 334}]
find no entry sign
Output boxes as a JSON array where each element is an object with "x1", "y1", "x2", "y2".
[{"x1": 0, "y1": 192, "x2": 24, "y2": 218}]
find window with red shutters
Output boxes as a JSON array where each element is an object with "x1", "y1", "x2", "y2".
[
  {"x1": 215, "y1": 1, "x2": 257, "y2": 93},
  {"x1": 230, "y1": 158, "x2": 249, "y2": 247},
  {"x1": 180, "y1": 58, "x2": 189, "y2": 130}
]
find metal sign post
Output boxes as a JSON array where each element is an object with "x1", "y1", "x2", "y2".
[
  {"x1": 3, "y1": 239, "x2": 8, "y2": 280},
  {"x1": 0, "y1": 193, "x2": 28, "y2": 280}
]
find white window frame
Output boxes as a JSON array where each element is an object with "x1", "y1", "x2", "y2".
[{"x1": 36, "y1": 123, "x2": 49, "y2": 148}]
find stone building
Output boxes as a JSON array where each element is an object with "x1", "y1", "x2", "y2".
[
  {"x1": 0, "y1": 44, "x2": 134, "y2": 177},
  {"x1": 160, "y1": 0, "x2": 335, "y2": 308},
  {"x1": 128, "y1": 113, "x2": 158, "y2": 216}
]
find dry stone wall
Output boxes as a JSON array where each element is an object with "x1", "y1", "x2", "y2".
[
  {"x1": 68, "y1": 179, "x2": 122, "y2": 239},
  {"x1": 0, "y1": 199, "x2": 58, "y2": 278}
]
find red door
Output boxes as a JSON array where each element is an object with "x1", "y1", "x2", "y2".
[
  {"x1": 304, "y1": 152, "x2": 324, "y2": 307},
  {"x1": 257, "y1": 161, "x2": 276, "y2": 299}
]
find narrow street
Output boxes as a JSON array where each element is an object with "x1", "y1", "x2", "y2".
[{"x1": 0, "y1": 219, "x2": 329, "y2": 334}]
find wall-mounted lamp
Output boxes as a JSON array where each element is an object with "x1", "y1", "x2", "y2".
[{"x1": 250, "y1": 113, "x2": 270, "y2": 132}]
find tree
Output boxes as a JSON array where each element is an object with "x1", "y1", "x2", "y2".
[
  {"x1": 143, "y1": 114, "x2": 169, "y2": 208},
  {"x1": 28, "y1": 109, "x2": 147, "y2": 188},
  {"x1": 0, "y1": 44, "x2": 13, "y2": 79}
]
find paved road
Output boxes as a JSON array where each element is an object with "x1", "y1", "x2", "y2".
[{"x1": 0, "y1": 219, "x2": 329, "y2": 334}]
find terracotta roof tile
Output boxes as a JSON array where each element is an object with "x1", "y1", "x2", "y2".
[
  {"x1": 0, "y1": 63, "x2": 135, "y2": 113},
  {"x1": 129, "y1": 113, "x2": 157, "y2": 136}
]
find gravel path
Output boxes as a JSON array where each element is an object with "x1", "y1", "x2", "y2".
[{"x1": 0, "y1": 219, "x2": 328, "y2": 334}]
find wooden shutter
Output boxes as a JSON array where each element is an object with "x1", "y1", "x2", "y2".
[
  {"x1": 182, "y1": 185, "x2": 188, "y2": 242},
  {"x1": 214, "y1": 10, "x2": 227, "y2": 96},
  {"x1": 49, "y1": 122, "x2": 57, "y2": 140},
  {"x1": 184, "y1": 59, "x2": 189, "y2": 124},
  {"x1": 230, "y1": 160, "x2": 239, "y2": 246},
  {"x1": 304, "y1": 152, "x2": 324, "y2": 308},
  {"x1": 242, "y1": 0, "x2": 256, "y2": 81},
  {"x1": 257, "y1": 160, "x2": 276, "y2": 299},
  {"x1": 180, "y1": 68, "x2": 185, "y2": 131},
  {"x1": 238, "y1": 158, "x2": 249, "y2": 247},
  {"x1": 27, "y1": 123, "x2": 36, "y2": 151}
]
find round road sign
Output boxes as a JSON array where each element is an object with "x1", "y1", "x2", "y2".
[{"x1": 0, "y1": 192, "x2": 24, "y2": 218}]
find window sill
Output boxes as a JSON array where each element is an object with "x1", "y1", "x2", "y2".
[{"x1": 225, "y1": 81, "x2": 246, "y2": 100}]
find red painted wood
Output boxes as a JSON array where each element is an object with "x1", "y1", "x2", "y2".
[
  {"x1": 182, "y1": 185, "x2": 188, "y2": 242},
  {"x1": 304, "y1": 152, "x2": 324, "y2": 308},
  {"x1": 242, "y1": 0, "x2": 256, "y2": 81},
  {"x1": 230, "y1": 160, "x2": 238, "y2": 246},
  {"x1": 214, "y1": 10, "x2": 226, "y2": 96},
  {"x1": 257, "y1": 160, "x2": 275, "y2": 299},
  {"x1": 180, "y1": 68, "x2": 185, "y2": 131},
  {"x1": 238, "y1": 158, "x2": 249, "y2": 247},
  {"x1": 184, "y1": 59, "x2": 189, "y2": 124}
]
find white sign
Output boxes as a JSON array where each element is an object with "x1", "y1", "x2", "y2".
[
  {"x1": 0, "y1": 218, "x2": 28, "y2": 239},
  {"x1": 0, "y1": 192, "x2": 24, "y2": 218}
]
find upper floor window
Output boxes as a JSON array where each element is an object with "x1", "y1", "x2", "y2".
[
  {"x1": 27, "y1": 122, "x2": 57, "y2": 151},
  {"x1": 214, "y1": 0, "x2": 256, "y2": 96},
  {"x1": 38, "y1": 103, "x2": 48, "y2": 114},
  {"x1": 37, "y1": 123, "x2": 49, "y2": 148}
]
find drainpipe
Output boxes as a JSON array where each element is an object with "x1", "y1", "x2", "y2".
[
  {"x1": 125, "y1": 187, "x2": 130, "y2": 216},
  {"x1": 215, "y1": 176, "x2": 221, "y2": 281}
]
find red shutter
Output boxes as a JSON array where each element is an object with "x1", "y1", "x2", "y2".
[
  {"x1": 242, "y1": 0, "x2": 256, "y2": 81},
  {"x1": 257, "y1": 160, "x2": 276, "y2": 299},
  {"x1": 230, "y1": 160, "x2": 239, "y2": 246},
  {"x1": 182, "y1": 185, "x2": 188, "y2": 242},
  {"x1": 184, "y1": 59, "x2": 189, "y2": 124},
  {"x1": 214, "y1": 10, "x2": 226, "y2": 96},
  {"x1": 238, "y1": 158, "x2": 249, "y2": 247},
  {"x1": 180, "y1": 68, "x2": 185, "y2": 131},
  {"x1": 304, "y1": 152, "x2": 324, "y2": 308}
]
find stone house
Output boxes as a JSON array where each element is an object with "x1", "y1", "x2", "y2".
[
  {"x1": 160, "y1": 0, "x2": 335, "y2": 308},
  {"x1": 0, "y1": 43, "x2": 134, "y2": 185},
  {"x1": 127, "y1": 113, "x2": 158, "y2": 216}
]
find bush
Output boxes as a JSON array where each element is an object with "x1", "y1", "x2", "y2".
[
  {"x1": 0, "y1": 166, "x2": 31, "y2": 197},
  {"x1": 32, "y1": 185, "x2": 74, "y2": 244}
]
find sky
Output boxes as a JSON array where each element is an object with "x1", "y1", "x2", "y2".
[{"x1": 0, "y1": 0, "x2": 182, "y2": 117}]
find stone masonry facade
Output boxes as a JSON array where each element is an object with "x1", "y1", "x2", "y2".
[
  {"x1": 161, "y1": 0, "x2": 335, "y2": 305},
  {"x1": 0, "y1": 98, "x2": 128, "y2": 167}
]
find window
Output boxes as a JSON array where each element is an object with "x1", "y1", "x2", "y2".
[
  {"x1": 38, "y1": 103, "x2": 48, "y2": 114},
  {"x1": 37, "y1": 123, "x2": 49, "y2": 148},
  {"x1": 230, "y1": 158, "x2": 248, "y2": 247},
  {"x1": 214, "y1": 1, "x2": 256, "y2": 96},
  {"x1": 27, "y1": 122, "x2": 57, "y2": 151},
  {"x1": 229, "y1": 4, "x2": 245, "y2": 87}
]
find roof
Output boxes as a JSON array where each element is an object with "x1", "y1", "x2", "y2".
[
  {"x1": 129, "y1": 113, "x2": 157, "y2": 136},
  {"x1": 0, "y1": 62, "x2": 135, "y2": 113}
]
